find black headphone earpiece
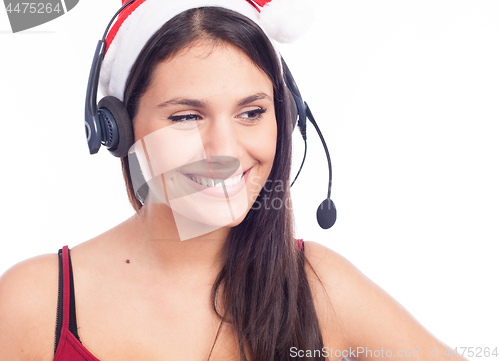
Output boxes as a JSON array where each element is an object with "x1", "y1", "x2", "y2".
[{"x1": 97, "y1": 96, "x2": 134, "y2": 158}]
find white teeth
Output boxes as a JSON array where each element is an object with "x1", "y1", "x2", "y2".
[{"x1": 188, "y1": 173, "x2": 244, "y2": 187}]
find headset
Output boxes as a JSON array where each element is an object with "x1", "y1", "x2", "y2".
[{"x1": 84, "y1": 0, "x2": 337, "y2": 229}]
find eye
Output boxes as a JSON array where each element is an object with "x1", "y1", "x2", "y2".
[
  {"x1": 167, "y1": 113, "x2": 202, "y2": 123},
  {"x1": 238, "y1": 108, "x2": 267, "y2": 122}
]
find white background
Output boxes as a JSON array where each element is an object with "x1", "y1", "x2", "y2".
[{"x1": 1, "y1": 0, "x2": 499, "y2": 355}]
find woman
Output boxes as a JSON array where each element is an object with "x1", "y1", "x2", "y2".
[{"x1": 0, "y1": 1, "x2": 469, "y2": 360}]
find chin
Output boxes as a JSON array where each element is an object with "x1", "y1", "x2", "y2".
[
  {"x1": 222, "y1": 212, "x2": 249, "y2": 229},
  {"x1": 142, "y1": 171, "x2": 262, "y2": 237}
]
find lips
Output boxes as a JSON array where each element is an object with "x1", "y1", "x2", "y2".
[
  {"x1": 184, "y1": 167, "x2": 251, "y2": 185},
  {"x1": 182, "y1": 167, "x2": 252, "y2": 198},
  {"x1": 186, "y1": 172, "x2": 245, "y2": 187},
  {"x1": 178, "y1": 157, "x2": 241, "y2": 180}
]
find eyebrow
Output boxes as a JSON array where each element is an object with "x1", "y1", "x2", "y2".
[{"x1": 156, "y1": 92, "x2": 272, "y2": 109}]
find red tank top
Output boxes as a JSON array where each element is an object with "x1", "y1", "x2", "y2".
[{"x1": 54, "y1": 240, "x2": 305, "y2": 360}]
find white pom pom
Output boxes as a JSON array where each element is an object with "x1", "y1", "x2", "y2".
[{"x1": 259, "y1": 0, "x2": 315, "y2": 43}]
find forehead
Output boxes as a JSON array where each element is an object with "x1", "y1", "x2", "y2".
[{"x1": 145, "y1": 41, "x2": 274, "y2": 101}]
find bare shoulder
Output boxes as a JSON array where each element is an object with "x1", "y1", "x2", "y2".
[
  {"x1": 0, "y1": 253, "x2": 59, "y2": 361},
  {"x1": 303, "y1": 240, "x2": 358, "y2": 282},
  {"x1": 302, "y1": 240, "x2": 383, "y2": 345},
  {"x1": 302, "y1": 241, "x2": 465, "y2": 361},
  {"x1": 303, "y1": 240, "x2": 371, "y2": 308},
  {"x1": 302, "y1": 240, "x2": 361, "y2": 352}
]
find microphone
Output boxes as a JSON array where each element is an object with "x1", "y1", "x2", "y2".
[
  {"x1": 317, "y1": 198, "x2": 337, "y2": 230},
  {"x1": 282, "y1": 57, "x2": 337, "y2": 229},
  {"x1": 305, "y1": 102, "x2": 337, "y2": 229}
]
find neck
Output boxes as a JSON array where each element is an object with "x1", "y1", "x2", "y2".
[{"x1": 125, "y1": 203, "x2": 231, "y2": 283}]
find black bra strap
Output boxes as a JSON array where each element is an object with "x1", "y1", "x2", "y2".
[
  {"x1": 55, "y1": 249, "x2": 63, "y2": 354},
  {"x1": 67, "y1": 248, "x2": 81, "y2": 341},
  {"x1": 55, "y1": 248, "x2": 81, "y2": 354}
]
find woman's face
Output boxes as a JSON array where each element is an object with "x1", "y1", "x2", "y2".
[{"x1": 130, "y1": 41, "x2": 277, "y2": 239}]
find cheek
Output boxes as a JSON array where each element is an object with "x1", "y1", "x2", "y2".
[
  {"x1": 245, "y1": 129, "x2": 277, "y2": 200},
  {"x1": 134, "y1": 122, "x2": 206, "y2": 177},
  {"x1": 246, "y1": 118, "x2": 278, "y2": 169},
  {"x1": 262, "y1": 119, "x2": 278, "y2": 165}
]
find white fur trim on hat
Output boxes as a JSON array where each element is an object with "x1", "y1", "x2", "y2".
[
  {"x1": 260, "y1": 0, "x2": 314, "y2": 44},
  {"x1": 99, "y1": 0, "x2": 283, "y2": 101}
]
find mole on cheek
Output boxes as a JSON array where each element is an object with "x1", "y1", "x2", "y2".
[{"x1": 126, "y1": 259, "x2": 130, "y2": 264}]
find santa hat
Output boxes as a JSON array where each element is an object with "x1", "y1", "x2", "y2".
[{"x1": 98, "y1": 0, "x2": 314, "y2": 101}]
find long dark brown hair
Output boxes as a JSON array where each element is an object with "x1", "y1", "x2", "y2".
[{"x1": 120, "y1": 7, "x2": 326, "y2": 361}]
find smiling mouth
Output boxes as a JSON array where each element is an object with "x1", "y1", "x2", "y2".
[{"x1": 185, "y1": 169, "x2": 250, "y2": 188}]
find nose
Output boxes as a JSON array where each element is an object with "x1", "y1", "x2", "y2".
[{"x1": 201, "y1": 115, "x2": 244, "y2": 166}]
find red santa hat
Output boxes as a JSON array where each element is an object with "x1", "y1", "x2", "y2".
[{"x1": 98, "y1": 0, "x2": 314, "y2": 101}]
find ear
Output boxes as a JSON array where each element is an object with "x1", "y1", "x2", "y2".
[{"x1": 127, "y1": 150, "x2": 149, "y2": 205}]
